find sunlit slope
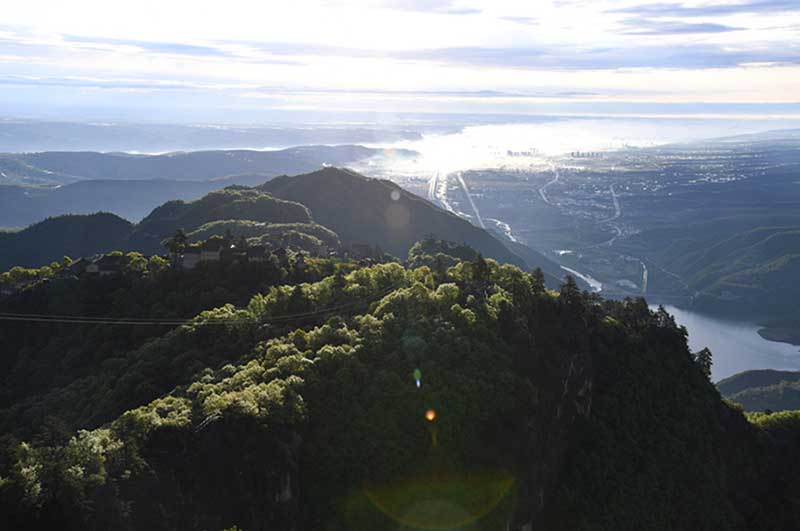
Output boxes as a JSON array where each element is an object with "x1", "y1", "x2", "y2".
[
  {"x1": 2, "y1": 257, "x2": 800, "y2": 530},
  {"x1": 719, "y1": 369, "x2": 800, "y2": 412}
]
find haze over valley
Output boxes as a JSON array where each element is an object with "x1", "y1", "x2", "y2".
[
  {"x1": 5, "y1": 114, "x2": 798, "y2": 380},
  {"x1": 3, "y1": 1, "x2": 800, "y2": 530}
]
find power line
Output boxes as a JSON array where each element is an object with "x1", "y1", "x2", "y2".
[
  {"x1": 0, "y1": 278, "x2": 407, "y2": 327},
  {"x1": 0, "y1": 315, "x2": 193, "y2": 326}
]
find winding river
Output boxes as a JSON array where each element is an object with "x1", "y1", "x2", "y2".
[{"x1": 658, "y1": 305, "x2": 800, "y2": 381}]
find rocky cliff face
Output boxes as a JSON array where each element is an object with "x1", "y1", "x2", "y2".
[
  {"x1": 126, "y1": 419, "x2": 303, "y2": 531},
  {"x1": 510, "y1": 314, "x2": 594, "y2": 530},
  {"x1": 9, "y1": 258, "x2": 793, "y2": 531}
]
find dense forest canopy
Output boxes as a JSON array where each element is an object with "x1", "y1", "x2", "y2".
[
  {"x1": 1, "y1": 243, "x2": 799, "y2": 531},
  {"x1": 0, "y1": 169, "x2": 567, "y2": 286}
]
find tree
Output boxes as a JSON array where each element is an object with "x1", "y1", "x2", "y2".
[
  {"x1": 559, "y1": 275, "x2": 582, "y2": 307},
  {"x1": 288, "y1": 285, "x2": 307, "y2": 314},
  {"x1": 531, "y1": 267, "x2": 545, "y2": 291},
  {"x1": 655, "y1": 305, "x2": 676, "y2": 328},
  {"x1": 472, "y1": 253, "x2": 490, "y2": 291},
  {"x1": 331, "y1": 270, "x2": 347, "y2": 303},
  {"x1": 125, "y1": 252, "x2": 148, "y2": 274},
  {"x1": 694, "y1": 347, "x2": 713, "y2": 379},
  {"x1": 165, "y1": 229, "x2": 188, "y2": 256}
]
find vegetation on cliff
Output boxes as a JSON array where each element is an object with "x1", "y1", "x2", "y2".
[{"x1": 1, "y1": 247, "x2": 799, "y2": 530}]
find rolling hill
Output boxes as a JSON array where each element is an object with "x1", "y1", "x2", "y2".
[
  {"x1": 719, "y1": 369, "x2": 800, "y2": 412},
  {"x1": 0, "y1": 213, "x2": 133, "y2": 270},
  {"x1": 1, "y1": 168, "x2": 563, "y2": 278},
  {"x1": 128, "y1": 187, "x2": 313, "y2": 254},
  {"x1": 260, "y1": 167, "x2": 565, "y2": 279},
  {"x1": 0, "y1": 146, "x2": 414, "y2": 228}
]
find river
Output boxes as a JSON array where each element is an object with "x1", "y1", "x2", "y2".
[{"x1": 658, "y1": 305, "x2": 800, "y2": 382}]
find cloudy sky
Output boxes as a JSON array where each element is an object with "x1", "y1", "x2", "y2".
[{"x1": 2, "y1": 0, "x2": 799, "y2": 122}]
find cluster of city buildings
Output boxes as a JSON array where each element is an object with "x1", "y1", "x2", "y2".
[{"x1": 570, "y1": 151, "x2": 604, "y2": 158}]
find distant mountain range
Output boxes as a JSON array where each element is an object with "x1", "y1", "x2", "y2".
[
  {"x1": 0, "y1": 146, "x2": 414, "y2": 226},
  {"x1": 1, "y1": 146, "x2": 389, "y2": 184},
  {"x1": 0, "y1": 167, "x2": 565, "y2": 282},
  {"x1": 0, "y1": 119, "x2": 422, "y2": 152}
]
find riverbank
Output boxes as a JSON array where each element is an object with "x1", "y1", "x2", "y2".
[
  {"x1": 654, "y1": 305, "x2": 800, "y2": 381},
  {"x1": 758, "y1": 323, "x2": 800, "y2": 347},
  {"x1": 649, "y1": 295, "x2": 800, "y2": 349}
]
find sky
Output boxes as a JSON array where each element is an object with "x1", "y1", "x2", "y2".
[{"x1": 1, "y1": 0, "x2": 800, "y2": 123}]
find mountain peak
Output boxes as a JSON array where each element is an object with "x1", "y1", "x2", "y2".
[{"x1": 260, "y1": 167, "x2": 527, "y2": 266}]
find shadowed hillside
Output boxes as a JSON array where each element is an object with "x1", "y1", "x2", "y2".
[
  {"x1": 719, "y1": 369, "x2": 800, "y2": 412},
  {"x1": 0, "y1": 146, "x2": 412, "y2": 227},
  {"x1": 0, "y1": 213, "x2": 132, "y2": 271},
  {"x1": 261, "y1": 167, "x2": 564, "y2": 278}
]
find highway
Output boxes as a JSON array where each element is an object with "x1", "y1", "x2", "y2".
[
  {"x1": 455, "y1": 171, "x2": 486, "y2": 229},
  {"x1": 538, "y1": 165, "x2": 560, "y2": 206}
]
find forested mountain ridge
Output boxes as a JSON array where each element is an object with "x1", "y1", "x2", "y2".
[
  {"x1": 0, "y1": 213, "x2": 132, "y2": 271},
  {"x1": 260, "y1": 167, "x2": 563, "y2": 279},
  {"x1": 1, "y1": 249, "x2": 799, "y2": 530},
  {"x1": 1, "y1": 168, "x2": 563, "y2": 280},
  {"x1": 0, "y1": 188, "x2": 317, "y2": 270},
  {"x1": 0, "y1": 146, "x2": 387, "y2": 186},
  {"x1": 616, "y1": 171, "x2": 800, "y2": 322},
  {"x1": 128, "y1": 188, "x2": 313, "y2": 254},
  {"x1": 685, "y1": 227, "x2": 800, "y2": 317},
  {"x1": 0, "y1": 146, "x2": 409, "y2": 227},
  {"x1": 719, "y1": 369, "x2": 800, "y2": 412},
  {"x1": 0, "y1": 177, "x2": 275, "y2": 228}
]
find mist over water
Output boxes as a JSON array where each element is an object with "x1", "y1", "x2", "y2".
[
  {"x1": 367, "y1": 117, "x2": 800, "y2": 383},
  {"x1": 369, "y1": 115, "x2": 800, "y2": 175},
  {"x1": 659, "y1": 306, "x2": 800, "y2": 382}
]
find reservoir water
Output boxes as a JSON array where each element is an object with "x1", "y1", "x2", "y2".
[{"x1": 659, "y1": 305, "x2": 800, "y2": 382}]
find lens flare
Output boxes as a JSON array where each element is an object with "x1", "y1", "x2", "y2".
[
  {"x1": 384, "y1": 202, "x2": 410, "y2": 228},
  {"x1": 361, "y1": 470, "x2": 515, "y2": 530}
]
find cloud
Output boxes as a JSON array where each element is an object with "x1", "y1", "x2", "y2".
[
  {"x1": 0, "y1": 74, "x2": 226, "y2": 92},
  {"x1": 0, "y1": 28, "x2": 304, "y2": 66},
  {"x1": 70, "y1": 36, "x2": 798, "y2": 71},
  {"x1": 610, "y1": 0, "x2": 800, "y2": 18},
  {"x1": 501, "y1": 16, "x2": 539, "y2": 25},
  {"x1": 62, "y1": 35, "x2": 230, "y2": 57},
  {"x1": 389, "y1": 43, "x2": 800, "y2": 69},
  {"x1": 2, "y1": 23, "x2": 798, "y2": 73},
  {"x1": 620, "y1": 18, "x2": 743, "y2": 34},
  {"x1": 324, "y1": 0, "x2": 480, "y2": 14}
]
